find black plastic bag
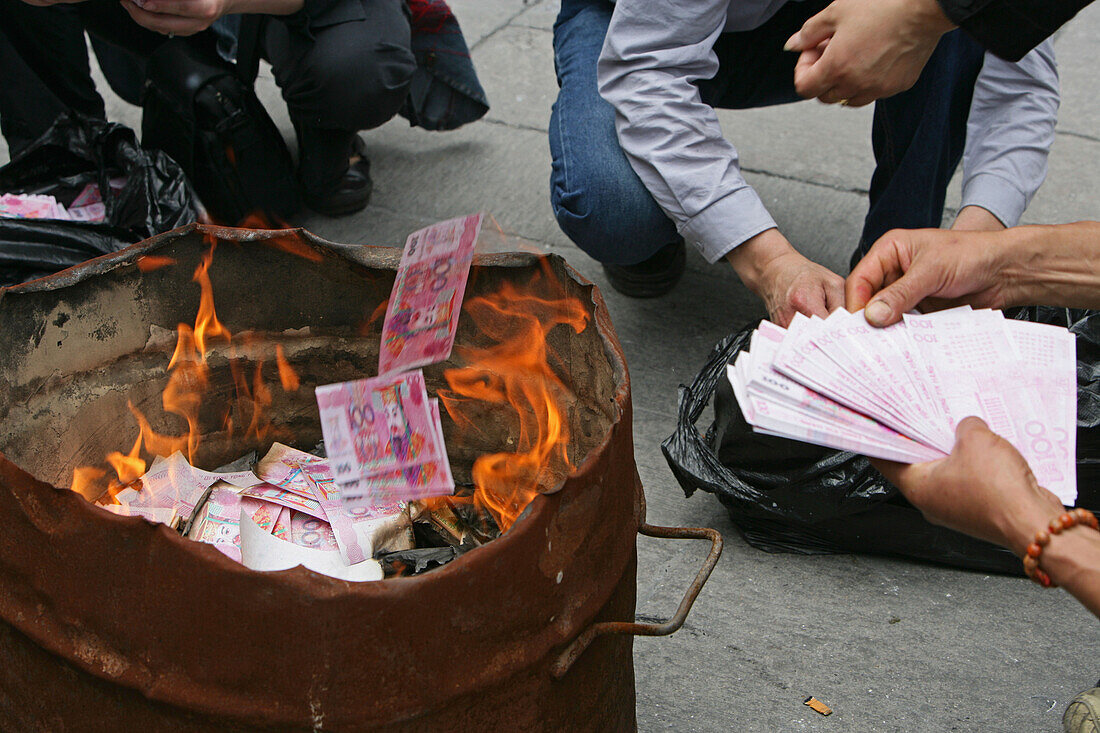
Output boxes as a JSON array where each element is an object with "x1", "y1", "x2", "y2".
[
  {"x1": 662, "y1": 307, "x2": 1100, "y2": 574},
  {"x1": 0, "y1": 112, "x2": 199, "y2": 286}
]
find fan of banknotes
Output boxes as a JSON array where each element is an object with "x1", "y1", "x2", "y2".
[
  {"x1": 727, "y1": 306, "x2": 1078, "y2": 505},
  {"x1": 316, "y1": 213, "x2": 484, "y2": 509}
]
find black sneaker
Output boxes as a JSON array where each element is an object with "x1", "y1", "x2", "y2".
[
  {"x1": 601, "y1": 241, "x2": 686, "y2": 298},
  {"x1": 297, "y1": 129, "x2": 373, "y2": 217}
]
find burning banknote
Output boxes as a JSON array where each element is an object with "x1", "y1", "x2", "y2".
[
  {"x1": 379, "y1": 213, "x2": 484, "y2": 376},
  {"x1": 316, "y1": 370, "x2": 455, "y2": 508}
]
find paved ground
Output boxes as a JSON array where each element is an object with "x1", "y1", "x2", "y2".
[{"x1": 4, "y1": 1, "x2": 1100, "y2": 730}]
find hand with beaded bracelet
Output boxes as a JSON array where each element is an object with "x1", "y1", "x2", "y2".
[{"x1": 873, "y1": 416, "x2": 1100, "y2": 618}]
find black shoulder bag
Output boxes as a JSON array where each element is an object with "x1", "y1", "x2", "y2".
[{"x1": 140, "y1": 38, "x2": 300, "y2": 225}]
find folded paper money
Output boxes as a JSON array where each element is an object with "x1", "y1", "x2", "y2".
[
  {"x1": 316, "y1": 371, "x2": 454, "y2": 509},
  {"x1": 101, "y1": 444, "x2": 411, "y2": 579},
  {"x1": 728, "y1": 307, "x2": 1078, "y2": 505}
]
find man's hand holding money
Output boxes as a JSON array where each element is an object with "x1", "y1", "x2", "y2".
[
  {"x1": 875, "y1": 416, "x2": 1100, "y2": 617},
  {"x1": 846, "y1": 227, "x2": 1012, "y2": 327},
  {"x1": 848, "y1": 222, "x2": 1100, "y2": 328},
  {"x1": 873, "y1": 417, "x2": 1063, "y2": 556}
]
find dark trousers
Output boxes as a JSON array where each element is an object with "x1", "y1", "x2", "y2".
[
  {"x1": 549, "y1": 0, "x2": 985, "y2": 266},
  {"x1": 0, "y1": 0, "x2": 415, "y2": 151},
  {"x1": 0, "y1": 3, "x2": 110, "y2": 156}
]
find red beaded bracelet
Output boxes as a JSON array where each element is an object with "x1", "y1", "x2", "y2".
[{"x1": 1022, "y1": 508, "x2": 1099, "y2": 588}]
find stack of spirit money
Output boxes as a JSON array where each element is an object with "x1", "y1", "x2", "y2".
[
  {"x1": 108, "y1": 444, "x2": 412, "y2": 581},
  {"x1": 0, "y1": 179, "x2": 123, "y2": 222},
  {"x1": 728, "y1": 306, "x2": 1078, "y2": 505}
]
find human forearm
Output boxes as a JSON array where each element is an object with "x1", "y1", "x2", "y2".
[
  {"x1": 1042, "y1": 527, "x2": 1100, "y2": 617},
  {"x1": 996, "y1": 496, "x2": 1100, "y2": 618},
  {"x1": 725, "y1": 228, "x2": 792, "y2": 293},
  {"x1": 873, "y1": 418, "x2": 1100, "y2": 618},
  {"x1": 998, "y1": 222, "x2": 1100, "y2": 309},
  {"x1": 848, "y1": 221, "x2": 1100, "y2": 326}
]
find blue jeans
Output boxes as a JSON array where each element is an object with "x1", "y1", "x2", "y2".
[{"x1": 548, "y1": 0, "x2": 985, "y2": 267}]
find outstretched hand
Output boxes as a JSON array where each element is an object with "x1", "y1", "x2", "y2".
[
  {"x1": 846, "y1": 228, "x2": 1010, "y2": 327},
  {"x1": 727, "y1": 229, "x2": 844, "y2": 327},
  {"x1": 872, "y1": 417, "x2": 1064, "y2": 556},
  {"x1": 786, "y1": 0, "x2": 956, "y2": 107}
]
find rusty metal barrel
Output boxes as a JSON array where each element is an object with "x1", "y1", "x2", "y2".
[{"x1": 0, "y1": 225, "x2": 720, "y2": 731}]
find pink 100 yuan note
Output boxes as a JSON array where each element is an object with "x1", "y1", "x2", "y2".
[
  {"x1": 338, "y1": 398, "x2": 455, "y2": 508},
  {"x1": 379, "y1": 213, "x2": 484, "y2": 376},
  {"x1": 316, "y1": 370, "x2": 442, "y2": 483},
  {"x1": 299, "y1": 463, "x2": 413, "y2": 563}
]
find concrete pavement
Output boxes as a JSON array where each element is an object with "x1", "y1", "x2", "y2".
[{"x1": 3, "y1": 2, "x2": 1100, "y2": 729}]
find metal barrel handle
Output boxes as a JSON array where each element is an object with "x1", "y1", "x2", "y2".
[{"x1": 550, "y1": 521, "x2": 723, "y2": 678}]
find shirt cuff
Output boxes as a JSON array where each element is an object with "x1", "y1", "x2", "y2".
[
  {"x1": 678, "y1": 187, "x2": 777, "y2": 264},
  {"x1": 959, "y1": 172, "x2": 1030, "y2": 227}
]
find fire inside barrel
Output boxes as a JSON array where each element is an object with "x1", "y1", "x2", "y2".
[
  {"x1": 0, "y1": 224, "x2": 641, "y2": 730},
  {"x1": 62, "y1": 224, "x2": 595, "y2": 578}
]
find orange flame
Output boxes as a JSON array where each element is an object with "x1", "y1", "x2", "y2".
[
  {"x1": 440, "y1": 266, "x2": 589, "y2": 531},
  {"x1": 71, "y1": 466, "x2": 107, "y2": 501},
  {"x1": 358, "y1": 299, "x2": 390, "y2": 337},
  {"x1": 261, "y1": 235, "x2": 324, "y2": 263},
  {"x1": 189, "y1": 246, "x2": 231, "y2": 358},
  {"x1": 105, "y1": 432, "x2": 146, "y2": 487},
  {"x1": 137, "y1": 255, "x2": 177, "y2": 272},
  {"x1": 128, "y1": 401, "x2": 190, "y2": 459},
  {"x1": 275, "y1": 344, "x2": 300, "y2": 391},
  {"x1": 229, "y1": 356, "x2": 280, "y2": 443},
  {"x1": 72, "y1": 240, "x2": 293, "y2": 500}
]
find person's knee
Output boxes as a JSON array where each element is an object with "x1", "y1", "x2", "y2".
[
  {"x1": 551, "y1": 161, "x2": 676, "y2": 264},
  {"x1": 303, "y1": 37, "x2": 416, "y2": 131}
]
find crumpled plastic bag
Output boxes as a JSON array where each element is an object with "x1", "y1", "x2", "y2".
[
  {"x1": 0, "y1": 112, "x2": 200, "y2": 286},
  {"x1": 662, "y1": 307, "x2": 1100, "y2": 574}
]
